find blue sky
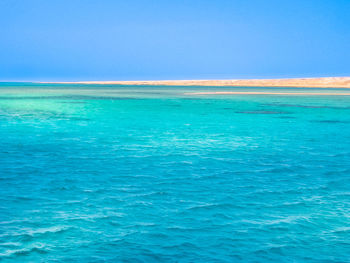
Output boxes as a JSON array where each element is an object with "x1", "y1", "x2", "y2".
[{"x1": 0, "y1": 0, "x2": 349, "y2": 81}]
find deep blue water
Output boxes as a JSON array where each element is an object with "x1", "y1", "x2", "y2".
[{"x1": 1, "y1": 83, "x2": 350, "y2": 262}]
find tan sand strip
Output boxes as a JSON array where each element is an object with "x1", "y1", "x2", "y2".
[
  {"x1": 40, "y1": 77, "x2": 350, "y2": 88},
  {"x1": 185, "y1": 92, "x2": 350, "y2": 96}
]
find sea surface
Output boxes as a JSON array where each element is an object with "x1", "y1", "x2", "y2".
[{"x1": 0, "y1": 83, "x2": 350, "y2": 262}]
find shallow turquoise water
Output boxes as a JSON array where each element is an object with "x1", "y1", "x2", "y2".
[{"x1": 1, "y1": 83, "x2": 350, "y2": 262}]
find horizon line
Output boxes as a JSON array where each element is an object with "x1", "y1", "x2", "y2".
[{"x1": 1, "y1": 76, "x2": 350, "y2": 83}]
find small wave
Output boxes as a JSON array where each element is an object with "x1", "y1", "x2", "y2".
[
  {"x1": 328, "y1": 227, "x2": 350, "y2": 234},
  {"x1": 253, "y1": 244, "x2": 291, "y2": 257},
  {"x1": 240, "y1": 215, "x2": 312, "y2": 229},
  {"x1": 0, "y1": 219, "x2": 31, "y2": 225},
  {"x1": 0, "y1": 243, "x2": 49, "y2": 258},
  {"x1": 26, "y1": 226, "x2": 71, "y2": 235},
  {"x1": 0, "y1": 242, "x2": 22, "y2": 248},
  {"x1": 186, "y1": 202, "x2": 241, "y2": 211},
  {"x1": 2, "y1": 226, "x2": 73, "y2": 242}
]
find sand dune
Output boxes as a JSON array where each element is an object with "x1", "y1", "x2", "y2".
[{"x1": 42, "y1": 77, "x2": 350, "y2": 88}]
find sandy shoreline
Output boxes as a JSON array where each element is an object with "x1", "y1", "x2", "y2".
[
  {"x1": 40, "y1": 77, "x2": 350, "y2": 88},
  {"x1": 185, "y1": 91, "x2": 350, "y2": 96}
]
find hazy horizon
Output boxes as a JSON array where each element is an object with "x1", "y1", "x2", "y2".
[{"x1": 1, "y1": 75, "x2": 350, "y2": 83}]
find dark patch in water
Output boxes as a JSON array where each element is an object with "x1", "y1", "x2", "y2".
[
  {"x1": 70, "y1": 117, "x2": 91, "y2": 121},
  {"x1": 310, "y1": 120, "x2": 350, "y2": 124},
  {"x1": 264, "y1": 103, "x2": 327, "y2": 109},
  {"x1": 236, "y1": 111, "x2": 288, "y2": 115},
  {"x1": 264, "y1": 103, "x2": 350, "y2": 109},
  {"x1": 84, "y1": 96, "x2": 139, "y2": 100},
  {"x1": 127, "y1": 91, "x2": 164, "y2": 95},
  {"x1": 0, "y1": 96, "x2": 139, "y2": 100},
  {"x1": 278, "y1": 116, "x2": 296, "y2": 119},
  {"x1": 60, "y1": 95, "x2": 139, "y2": 100},
  {"x1": 181, "y1": 98, "x2": 204, "y2": 100},
  {"x1": 60, "y1": 101, "x2": 86, "y2": 104},
  {"x1": 45, "y1": 115, "x2": 91, "y2": 121}
]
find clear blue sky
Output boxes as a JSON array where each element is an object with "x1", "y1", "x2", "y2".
[{"x1": 0, "y1": 0, "x2": 349, "y2": 81}]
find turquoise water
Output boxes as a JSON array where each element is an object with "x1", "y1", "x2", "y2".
[{"x1": 1, "y1": 83, "x2": 350, "y2": 262}]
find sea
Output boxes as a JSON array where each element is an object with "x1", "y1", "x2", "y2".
[{"x1": 0, "y1": 83, "x2": 350, "y2": 262}]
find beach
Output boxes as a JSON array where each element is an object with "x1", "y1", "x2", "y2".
[
  {"x1": 186, "y1": 91, "x2": 350, "y2": 96},
  {"x1": 42, "y1": 77, "x2": 350, "y2": 88}
]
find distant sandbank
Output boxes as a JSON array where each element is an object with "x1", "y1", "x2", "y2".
[
  {"x1": 185, "y1": 91, "x2": 350, "y2": 96},
  {"x1": 41, "y1": 77, "x2": 350, "y2": 88}
]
